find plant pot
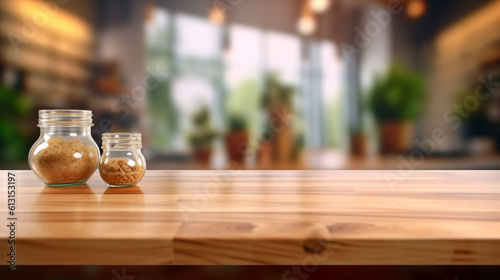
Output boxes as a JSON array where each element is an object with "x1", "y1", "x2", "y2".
[
  {"x1": 274, "y1": 125, "x2": 293, "y2": 163},
  {"x1": 350, "y1": 134, "x2": 368, "y2": 156},
  {"x1": 258, "y1": 142, "x2": 273, "y2": 168},
  {"x1": 194, "y1": 149, "x2": 212, "y2": 165},
  {"x1": 226, "y1": 131, "x2": 248, "y2": 164},
  {"x1": 378, "y1": 121, "x2": 414, "y2": 154}
]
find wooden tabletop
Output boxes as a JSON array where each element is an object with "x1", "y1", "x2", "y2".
[{"x1": 1, "y1": 170, "x2": 500, "y2": 265}]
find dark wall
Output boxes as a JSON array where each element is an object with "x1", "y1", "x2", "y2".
[
  {"x1": 391, "y1": 0, "x2": 494, "y2": 71},
  {"x1": 414, "y1": 0, "x2": 494, "y2": 46}
]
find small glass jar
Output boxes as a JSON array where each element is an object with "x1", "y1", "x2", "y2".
[
  {"x1": 28, "y1": 110, "x2": 100, "y2": 187},
  {"x1": 99, "y1": 133, "x2": 146, "y2": 187}
]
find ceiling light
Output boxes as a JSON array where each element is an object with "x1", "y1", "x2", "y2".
[
  {"x1": 310, "y1": 0, "x2": 331, "y2": 14},
  {"x1": 208, "y1": 5, "x2": 226, "y2": 25},
  {"x1": 297, "y1": 15, "x2": 316, "y2": 35},
  {"x1": 297, "y1": 1, "x2": 316, "y2": 35},
  {"x1": 406, "y1": 0, "x2": 426, "y2": 19}
]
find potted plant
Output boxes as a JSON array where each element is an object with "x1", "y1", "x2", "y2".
[
  {"x1": 188, "y1": 107, "x2": 218, "y2": 164},
  {"x1": 368, "y1": 65, "x2": 424, "y2": 154},
  {"x1": 0, "y1": 67, "x2": 32, "y2": 163},
  {"x1": 261, "y1": 73, "x2": 295, "y2": 162},
  {"x1": 225, "y1": 114, "x2": 249, "y2": 164},
  {"x1": 456, "y1": 88, "x2": 495, "y2": 155}
]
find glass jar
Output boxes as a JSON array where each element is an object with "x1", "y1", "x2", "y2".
[
  {"x1": 28, "y1": 110, "x2": 100, "y2": 187},
  {"x1": 99, "y1": 133, "x2": 146, "y2": 187}
]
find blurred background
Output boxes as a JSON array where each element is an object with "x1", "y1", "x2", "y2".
[{"x1": 1, "y1": 0, "x2": 499, "y2": 170}]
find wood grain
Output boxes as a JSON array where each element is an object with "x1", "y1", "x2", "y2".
[{"x1": 1, "y1": 170, "x2": 500, "y2": 265}]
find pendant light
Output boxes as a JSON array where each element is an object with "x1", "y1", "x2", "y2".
[
  {"x1": 297, "y1": 1, "x2": 316, "y2": 35},
  {"x1": 310, "y1": 0, "x2": 331, "y2": 14},
  {"x1": 406, "y1": 0, "x2": 426, "y2": 19},
  {"x1": 208, "y1": 4, "x2": 226, "y2": 25}
]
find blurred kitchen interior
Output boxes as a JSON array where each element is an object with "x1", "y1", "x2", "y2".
[{"x1": 1, "y1": 0, "x2": 499, "y2": 170}]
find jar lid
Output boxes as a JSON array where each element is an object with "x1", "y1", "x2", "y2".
[{"x1": 38, "y1": 110, "x2": 94, "y2": 127}]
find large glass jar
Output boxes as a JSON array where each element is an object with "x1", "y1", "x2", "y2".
[
  {"x1": 28, "y1": 110, "x2": 100, "y2": 187},
  {"x1": 99, "y1": 133, "x2": 146, "y2": 187}
]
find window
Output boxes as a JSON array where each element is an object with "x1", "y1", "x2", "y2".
[
  {"x1": 225, "y1": 24, "x2": 263, "y2": 146},
  {"x1": 146, "y1": 8, "x2": 346, "y2": 155},
  {"x1": 265, "y1": 31, "x2": 302, "y2": 85}
]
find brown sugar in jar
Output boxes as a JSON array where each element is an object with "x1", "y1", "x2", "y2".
[
  {"x1": 32, "y1": 137, "x2": 98, "y2": 185},
  {"x1": 28, "y1": 110, "x2": 100, "y2": 187},
  {"x1": 99, "y1": 158, "x2": 145, "y2": 186},
  {"x1": 99, "y1": 133, "x2": 146, "y2": 187}
]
